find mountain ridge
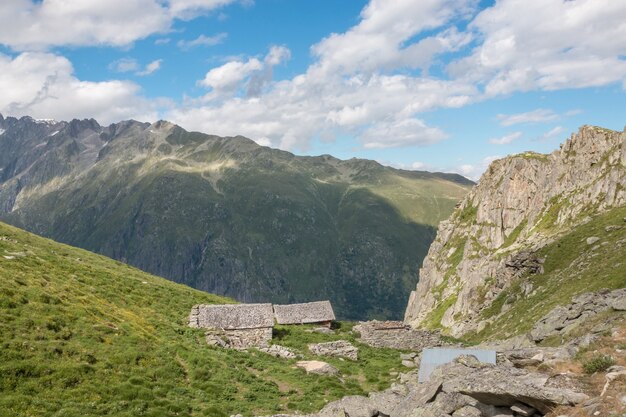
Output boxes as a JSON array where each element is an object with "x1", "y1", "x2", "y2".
[{"x1": 0, "y1": 113, "x2": 472, "y2": 320}]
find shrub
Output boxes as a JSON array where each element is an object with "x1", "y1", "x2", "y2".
[{"x1": 582, "y1": 354, "x2": 615, "y2": 374}]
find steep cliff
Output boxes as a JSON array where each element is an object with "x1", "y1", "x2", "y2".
[{"x1": 404, "y1": 125, "x2": 626, "y2": 338}]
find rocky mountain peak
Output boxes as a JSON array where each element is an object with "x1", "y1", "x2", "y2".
[{"x1": 404, "y1": 125, "x2": 625, "y2": 337}]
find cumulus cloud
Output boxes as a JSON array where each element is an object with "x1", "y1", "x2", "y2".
[
  {"x1": 0, "y1": 0, "x2": 240, "y2": 50},
  {"x1": 169, "y1": 1, "x2": 478, "y2": 150},
  {"x1": 449, "y1": 0, "x2": 626, "y2": 95},
  {"x1": 0, "y1": 52, "x2": 161, "y2": 123},
  {"x1": 489, "y1": 131, "x2": 522, "y2": 145},
  {"x1": 360, "y1": 118, "x2": 447, "y2": 149},
  {"x1": 199, "y1": 58, "x2": 264, "y2": 92},
  {"x1": 3, "y1": 0, "x2": 624, "y2": 157},
  {"x1": 177, "y1": 33, "x2": 227, "y2": 50}
]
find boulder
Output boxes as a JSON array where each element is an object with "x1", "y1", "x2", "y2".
[
  {"x1": 441, "y1": 362, "x2": 588, "y2": 413},
  {"x1": 586, "y1": 236, "x2": 600, "y2": 245},
  {"x1": 317, "y1": 395, "x2": 377, "y2": 417},
  {"x1": 295, "y1": 361, "x2": 339, "y2": 375}
]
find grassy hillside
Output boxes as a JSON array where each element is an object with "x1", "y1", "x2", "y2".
[
  {"x1": 0, "y1": 221, "x2": 402, "y2": 417},
  {"x1": 464, "y1": 205, "x2": 626, "y2": 343}
]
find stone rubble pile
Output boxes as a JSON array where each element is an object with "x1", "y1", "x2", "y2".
[
  {"x1": 308, "y1": 340, "x2": 358, "y2": 361},
  {"x1": 259, "y1": 345, "x2": 300, "y2": 359},
  {"x1": 354, "y1": 321, "x2": 446, "y2": 350}
]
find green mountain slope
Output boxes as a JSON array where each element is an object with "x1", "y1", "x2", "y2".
[
  {"x1": 0, "y1": 221, "x2": 401, "y2": 417},
  {"x1": 0, "y1": 115, "x2": 472, "y2": 320}
]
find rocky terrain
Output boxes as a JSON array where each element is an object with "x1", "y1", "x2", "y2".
[
  {"x1": 404, "y1": 125, "x2": 626, "y2": 337},
  {"x1": 0, "y1": 114, "x2": 472, "y2": 320},
  {"x1": 233, "y1": 290, "x2": 626, "y2": 417}
]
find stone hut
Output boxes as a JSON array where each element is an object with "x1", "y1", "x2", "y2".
[
  {"x1": 189, "y1": 303, "x2": 274, "y2": 349},
  {"x1": 273, "y1": 301, "x2": 336, "y2": 326}
]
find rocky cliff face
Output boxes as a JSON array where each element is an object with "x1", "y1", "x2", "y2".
[{"x1": 404, "y1": 125, "x2": 626, "y2": 337}]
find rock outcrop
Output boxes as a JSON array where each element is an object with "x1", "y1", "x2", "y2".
[
  {"x1": 530, "y1": 288, "x2": 626, "y2": 342},
  {"x1": 404, "y1": 126, "x2": 626, "y2": 336}
]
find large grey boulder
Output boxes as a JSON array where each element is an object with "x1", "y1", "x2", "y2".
[
  {"x1": 441, "y1": 361, "x2": 588, "y2": 413},
  {"x1": 317, "y1": 395, "x2": 377, "y2": 417}
]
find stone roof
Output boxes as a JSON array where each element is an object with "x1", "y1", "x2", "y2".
[
  {"x1": 189, "y1": 303, "x2": 274, "y2": 330},
  {"x1": 273, "y1": 301, "x2": 336, "y2": 324}
]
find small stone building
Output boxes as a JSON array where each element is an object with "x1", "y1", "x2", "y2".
[
  {"x1": 189, "y1": 303, "x2": 274, "y2": 349},
  {"x1": 273, "y1": 300, "x2": 336, "y2": 326}
]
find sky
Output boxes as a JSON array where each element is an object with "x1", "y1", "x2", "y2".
[{"x1": 0, "y1": 0, "x2": 625, "y2": 180}]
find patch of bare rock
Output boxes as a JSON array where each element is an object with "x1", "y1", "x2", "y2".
[{"x1": 295, "y1": 360, "x2": 339, "y2": 376}]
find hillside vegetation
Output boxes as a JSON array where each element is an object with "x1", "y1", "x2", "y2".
[
  {"x1": 0, "y1": 221, "x2": 403, "y2": 417},
  {"x1": 0, "y1": 115, "x2": 472, "y2": 320}
]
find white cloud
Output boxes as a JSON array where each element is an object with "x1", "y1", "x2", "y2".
[
  {"x1": 167, "y1": 0, "x2": 250, "y2": 19},
  {"x1": 0, "y1": 52, "x2": 161, "y2": 124},
  {"x1": 109, "y1": 58, "x2": 162, "y2": 76},
  {"x1": 489, "y1": 131, "x2": 522, "y2": 145},
  {"x1": 310, "y1": 0, "x2": 475, "y2": 77},
  {"x1": 496, "y1": 108, "x2": 558, "y2": 126},
  {"x1": 177, "y1": 33, "x2": 227, "y2": 50},
  {"x1": 169, "y1": 1, "x2": 478, "y2": 150},
  {"x1": 109, "y1": 58, "x2": 140, "y2": 73},
  {"x1": 449, "y1": 0, "x2": 626, "y2": 95},
  {"x1": 199, "y1": 58, "x2": 264, "y2": 91},
  {"x1": 360, "y1": 118, "x2": 447, "y2": 149},
  {"x1": 537, "y1": 126, "x2": 565, "y2": 141},
  {"x1": 0, "y1": 0, "x2": 240, "y2": 50},
  {"x1": 137, "y1": 59, "x2": 163, "y2": 76},
  {"x1": 449, "y1": 155, "x2": 501, "y2": 181}
]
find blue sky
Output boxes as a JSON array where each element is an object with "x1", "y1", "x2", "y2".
[{"x1": 0, "y1": 0, "x2": 624, "y2": 179}]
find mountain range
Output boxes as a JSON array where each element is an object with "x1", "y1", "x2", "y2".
[{"x1": 0, "y1": 114, "x2": 472, "y2": 319}]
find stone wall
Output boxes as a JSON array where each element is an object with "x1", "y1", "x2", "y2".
[
  {"x1": 273, "y1": 301, "x2": 335, "y2": 325},
  {"x1": 189, "y1": 303, "x2": 274, "y2": 330},
  {"x1": 354, "y1": 321, "x2": 444, "y2": 350},
  {"x1": 205, "y1": 327, "x2": 273, "y2": 350}
]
